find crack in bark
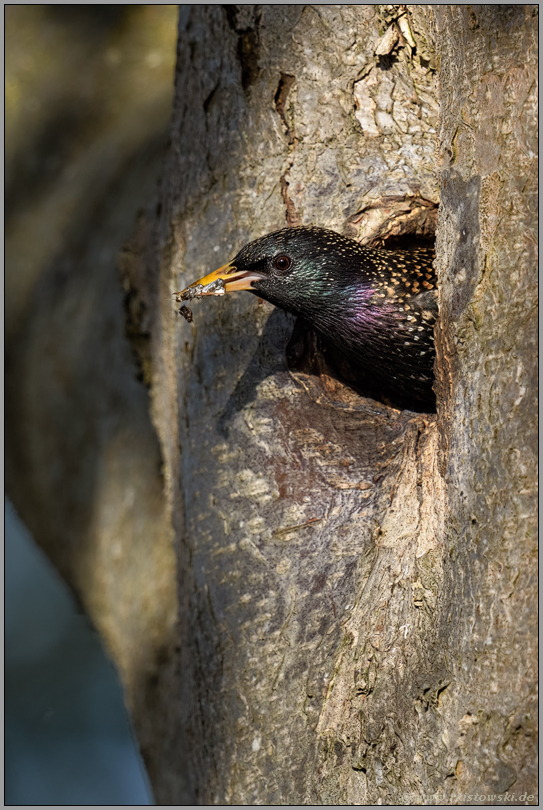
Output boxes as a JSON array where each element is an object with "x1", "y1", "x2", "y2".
[
  {"x1": 280, "y1": 172, "x2": 302, "y2": 227},
  {"x1": 274, "y1": 72, "x2": 301, "y2": 227},
  {"x1": 274, "y1": 72, "x2": 296, "y2": 145},
  {"x1": 224, "y1": 5, "x2": 261, "y2": 90}
]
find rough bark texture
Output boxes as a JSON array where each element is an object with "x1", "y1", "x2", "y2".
[
  {"x1": 144, "y1": 4, "x2": 536, "y2": 804},
  {"x1": 431, "y1": 5, "x2": 538, "y2": 803},
  {"x1": 150, "y1": 5, "x2": 443, "y2": 804},
  {"x1": 6, "y1": 4, "x2": 537, "y2": 806}
]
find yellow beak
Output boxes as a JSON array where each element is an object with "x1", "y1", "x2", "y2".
[{"x1": 173, "y1": 263, "x2": 264, "y2": 302}]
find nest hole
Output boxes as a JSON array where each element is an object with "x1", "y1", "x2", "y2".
[{"x1": 286, "y1": 205, "x2": 438, "y2": 414}]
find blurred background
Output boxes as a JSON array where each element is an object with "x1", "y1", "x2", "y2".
[
  {"x1": 5, "y1": 498, "x2": 152, "y2": 804},
  {"x1": 5, "y1": 5, "x2": 179, "y2": 804}
]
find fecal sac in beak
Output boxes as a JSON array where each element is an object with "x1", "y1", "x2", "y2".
[{"x1": 174, "y1": 263, "x2": 264, "y2": 302}]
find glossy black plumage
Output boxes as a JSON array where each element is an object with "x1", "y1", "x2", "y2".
[{"x1": 177, "y1": 226, "x2": 438, "y2": 410}]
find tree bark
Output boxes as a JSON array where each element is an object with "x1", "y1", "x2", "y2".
[
  {"x1": 6, "y1": 4, "x2": 537, "y2": 805},
  {"x1": 431, "y1": 5, "x2": 538, "y2": 802}
]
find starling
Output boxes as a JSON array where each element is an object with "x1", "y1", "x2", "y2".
[{"x1": 174, "y1": 227, "x2": 437, "y2": 410}]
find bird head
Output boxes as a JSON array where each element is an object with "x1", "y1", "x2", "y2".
[{"x1": 174, "y1": 227, "x2": 375, "y2": 320}]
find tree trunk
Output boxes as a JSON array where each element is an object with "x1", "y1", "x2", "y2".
[{"x1": 6, "y1": 5, "x2": 537, "y2": 805}]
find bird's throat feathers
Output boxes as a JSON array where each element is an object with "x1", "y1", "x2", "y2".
[{"x1": 281, "y1": 263, "x2": 395, "y2": 333}]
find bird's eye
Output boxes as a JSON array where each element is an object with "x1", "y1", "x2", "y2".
[{"x1": 274, "y1": 255, "x2": 291, "y2": 273}]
